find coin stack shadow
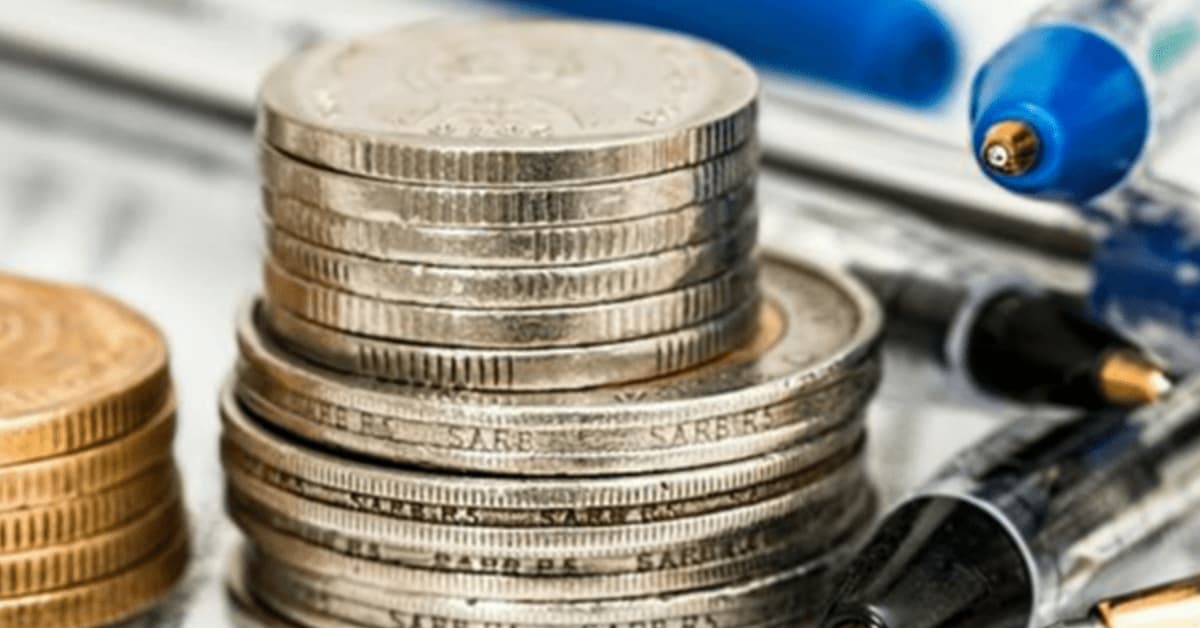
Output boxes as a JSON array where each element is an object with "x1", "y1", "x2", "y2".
[
  {"x1": 0, "y1": 274, "x2": 189, "y2": 627},
  {"x1": 223, "y1": 20, "x2": 884, "y2": 627}
]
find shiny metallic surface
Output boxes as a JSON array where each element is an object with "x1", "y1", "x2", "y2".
[
  {"x1": 262, "y1": 257, "x2": 758, "y2": 348},
  {"x1": 258, "y1": 141, "x2": 759, "y2": 227},
  {"x1": 261, "y1": 293, "x2": 762, "y2": 390},
  {"x1": 263, "y1": 186, "x2": 755, "y2": 267},
  {"x1": 0, "y1": 275, "x2": 189, "y2": 626},
  {"x1": 266, "y1": 223, "x2": 758, "y2": 308},
  {"x1": 235, "y1": 542, "x2": 847, "y2": 626},
  {"x1": 912, "y1": 377, "x2": 1200, "y2": 625},
  {"x1": 236, "y1": 256, "x2": 879, "y2": 429},
  {"x1": 981, "y1": 120, "x2": 1040, "y2": 176},
  {"x1": 219, "y1": 388, "x2": 865, "y2": 517},
  {"x1": 259, "y1": 20, "x2": 759, "y2": 185},
  {"x1": 225, "y1": 19, "x2": 878, "y2": 626},
  {"x1": 0, "y1": 529, "x2": 190, "y2": 627},
  {"x1": 0, "y1": 273, "x2": 170, "y2": 465},
  {"x1": 1098, "y1": 350, "x2": 1174, "y2": 406}
]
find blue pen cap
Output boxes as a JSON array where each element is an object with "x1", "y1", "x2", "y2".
[
  {"x1": 971, "y1": 25, "x2": 1151, "y2": 203},
  {"x1": 844, "y1": 0, "x2": 959, "y2": 107},
  {"x1": 508, "y1": 0, "x2": 958, "y2": 107}
]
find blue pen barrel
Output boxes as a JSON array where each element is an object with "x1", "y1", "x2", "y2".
[
  {"x1": 971, "y1": 0, "x2": 1200, "y2": 205},
  {"x1": 508, "y1": 0, "x2": 959, "y2": 107},
  {"x1": 1092, "y1": 216, "x2": 1200, "y2": 370}
]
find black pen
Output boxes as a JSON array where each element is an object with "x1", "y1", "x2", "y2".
[{"x1": 854, "y1": 266, "x2": 1171, "y2": 408}]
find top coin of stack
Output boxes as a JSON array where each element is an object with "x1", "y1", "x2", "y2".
[
  {"x1": 256, "y1": 19, "x2": 760, "y2": 390},
  {"x1": 0, "y1": 273, "x2": 189, "y2": 627}
]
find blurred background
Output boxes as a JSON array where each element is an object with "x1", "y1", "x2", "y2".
[{"x1": 1, "y1": 1, "x2": 1199, "y2": 625}]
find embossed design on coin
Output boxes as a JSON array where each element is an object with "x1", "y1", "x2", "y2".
[
  {"x1": 261, "y1": 21, "x2": 758, "y2": 183},
  {"x1": 0, "y1": 274, "x2": 169, "y2": 465}
]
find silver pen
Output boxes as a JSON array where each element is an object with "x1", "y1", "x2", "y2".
[{"x1": 821, "y1": 376, "x2": 1200, "y2": 628}]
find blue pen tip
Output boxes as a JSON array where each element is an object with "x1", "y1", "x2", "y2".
[{"x1": 970, "y1": 25, "x2": 1150, "y2": 204}]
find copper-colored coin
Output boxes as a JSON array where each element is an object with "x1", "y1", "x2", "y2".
[
  {"x1": 0, "y1": 396, "x2": 176, "y2": 510},
  {"x1": 0, "y1": 463, "x2": 177, "y2": 552},
  {"x1": 0, "y1": 527, "x2": 189, "y2": 627},
  {"x1": 0, "y1": 490, "x2": 183, "y2": 596},
  {"x1": 0, "y1": 273, "x2": 170, "y2": 465}
]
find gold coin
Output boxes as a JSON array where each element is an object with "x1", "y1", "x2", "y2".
[
  {"x1": 0, "y1": 273, "x2": 170, "y2": 465},
  {"x1": 0, "y1": 490, "x2": 182, "y2": 596},
  {"x1": 0, "y1": 396, "x2": 175, "y2": 509},
  {"x1": 0, "y1": 462, "x2": 177, "y2": 552},
  {"x1": 0, "y1": 527, "x2": 189, "y2": 627}
]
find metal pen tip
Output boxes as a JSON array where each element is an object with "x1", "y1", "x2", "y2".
[
  {"x1": 981, "y1": 120, "x2": 1040, "y2": 176},
  {"x1": 1099, "y1": 350, "x2": 1173, "y2": 406}
]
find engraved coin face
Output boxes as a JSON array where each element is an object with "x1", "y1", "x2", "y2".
[
  {"x1": 260, "y1": 20, "x2": 758, "y2": 183},
  {"x1": 0, "y1": 273, "x2": 167, "y2": 421}
]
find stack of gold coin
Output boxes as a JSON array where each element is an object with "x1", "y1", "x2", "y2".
[
  {"x1": 223, "y1": 19, "x2": 883, "y2": 627},
  {"x1": 0, "y1": 273, "x2": 189, "y2": 627}
]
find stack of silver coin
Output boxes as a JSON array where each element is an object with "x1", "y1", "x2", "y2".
[{"x1": 221, "y1": 19, "x2": 884, "y2": 627}]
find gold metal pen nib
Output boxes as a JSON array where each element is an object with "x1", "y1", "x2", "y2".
[
  {"x1": 1098, "y1": 350, "x2": 1173, "y2": 406},
  {"x1": 1048, "y1": 573, "x2": 1200, "y2": 628},
  {"x1": 981, "y1": 120, "x2": 1040, "y2": 176}
]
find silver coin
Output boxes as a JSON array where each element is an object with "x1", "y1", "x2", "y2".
[
  {"x1": 229, "y1": 491, "x2": 871, "y2": 600},
  {"x1": 237, "y1": 542, "x2": 843, "y2": 627},
  {"x1": 220, "y1": 387, "x2": 862, "y2": 520},
  {"x1": 233, "y1": 366, "x2": 872, "y2": 475},
  {"x1": 226, "y1": 462, "x2": 869, "y2": 561},
  {"x1": 233, "y1": 256, "x2": 881, "y2": 472},
  {"x1": 259, "y1": 288, "x2": 761, "y2": 391},
  {"x1": 262, "y1": 257, "x2": 757, "y2": 348},
  {"x1": 259, "y1": 21, "x2": 759, "y2": 185},
  {"x1": 258, "y1": 141, "x2": 758, "y2": 227},
  {"x1": 223, "y1": 437, "x2": 863, "y2": 529},
  {"x1": 263, "y1": 186, "x2": 753, "y2": 267},
  {"x1": 226, "y1": 568, "x2": 290, "y2": 628},
  {"x1": 265, "y1": 223, "x2": 757, "y2": 308}
]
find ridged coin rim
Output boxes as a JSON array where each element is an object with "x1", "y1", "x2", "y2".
[
  {"x1": 219, "y1": 387, "x2": 861, "y2": 514},
  {"x1": 265, "y1": 221, "x2": 757, "y2": 308},
  {"x1": 232, "y1": 255, "x2": 881, "y2": 422},
  {"x1": 262, "y1": 257, "x2": 757, "y2": 348},
  {"x1": 0, "y1": 526, "x2": 189, "y2": 626},
  {"x1": 260, "y1": 293, "x2": 761, "y2": 391},
  {"x1": 0, "y1": 274, "x2": 171, "y2": 466},
  {"x1": 0, "y1": 396, "x2": 176, "y2": 509},
  {"x1": 258, "y1": 20, "x2": 758, "y2": 185},
  {"x1": 0, "y1": 463, "x2": 176, "y2": 552},
  {"x1": 229, "y1": 490, "x2": 871, "y2": 600},
  {"x1": 258, "y1": 141, "x2": 758, "y2": 227},
  {"x1": 262, "y1": 186, "x2": 754, "y2": 267},
  {"x1": 0, "y1": 491, "x2": 182, "y2": 596},
  {"x1": 225, "y1": 464, "x2": 872, "y2": 555},
  {"x1": 236, "y1": 539, "x2": 842, "y2": 625}
]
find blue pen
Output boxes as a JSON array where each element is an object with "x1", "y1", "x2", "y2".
[
  {"x1": 971, "y1": 0, "x2": 1200, "y2": 210},
  {"x1": 506, "y1": 0, "x2": 959, "y2": 107}
]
